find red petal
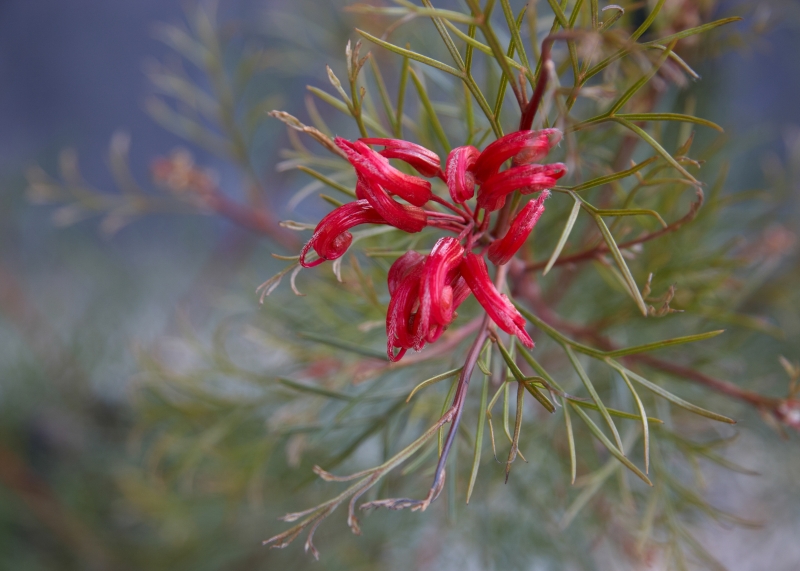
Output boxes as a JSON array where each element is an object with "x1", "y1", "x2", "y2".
[
  {"x1": 336, "y1": 137, "x2": 432, "y2": 206},
  {"x1": 388, "y1": 251, "x2": 425, "y2": 295},
  {"x1": 445, "y1": 145, "x2": 480, "y2": 203},
  {"x1": 487, "y1": 191, "x2": 549, "y2": 265},
  {"x1": 473, "y1": 129, "x2": 562, "y2": 183},
  {"x1": 477, "y1": 163, "x2": 565, "y2": 212},
  {"x1": 355, "y1": 175, "x2": 369, "y2": 200},
  {"x1": 512, "y1": 128, "x2": 562, "y2": 166},
  {"x1": 419, "y1": 237, "x2": 465, "y2": 329},
  {"x1": 358, "y1": 177, "x2": 427, "y2": 233},
  {"x1": 450, "y1": 275, "x2": 472, "y2": 310},
  {"x1": 360, "y1": 138, "x2": 442, "y2": 178},
  {"x1": 460, "y1": 253, "x2": 533, "y2": 348},
  {"x1": 299, "y1": 200, "x2": 386, "y2": 267}
]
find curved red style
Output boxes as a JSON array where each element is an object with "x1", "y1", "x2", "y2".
[
  {"x1": 356, "y1": 175, "x2": 428, "y2": 233},
  {"x1": 335, "y1": 137, "x2": 432, "y2": 206}
]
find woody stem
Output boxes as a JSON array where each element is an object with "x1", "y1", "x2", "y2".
[
  {"x1": 519, "y1": 38, "x2": 553, "y2": 132},
  {"x1": 426, "y1": 315, "x2": 490, "y2": 503},
  {"x1": 425, "y1": 261, "x2": 511, "y2": 504}
]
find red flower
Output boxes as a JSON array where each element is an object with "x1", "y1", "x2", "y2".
[
  {"x1": 386, "y1": 252, "x2": 427, "y2": 361},
  {"x1": 472, "y1": 129, "x2": 562, "y2": 184},
  {"x1": 360, "y1": 138, "x2": 442, "y2": 178},
  {"x1": 445, "y1": 146, "x2": 480, "y2": 203},
  {"x1": 487, "y1": 191, "x2": 550, "y2": 265},
  {"x1": 385, "y1": 239, "x2": 474, "y2": 361},
  {"x1": 477, "y1": 163, "x2": 565, "y2": 212},
  {"x1": 416, "y1": 237, "x2": 466, "y2": 344},
  {"x1": 460, "y1": 253, "x2": 534, "y2": 348},
  {"x1": 294, "y1": 130, "x2": 564, "y2": 359},
  {"x1": 335, "y1": 138, "x2": 432, "y2": 206},
  {"x1": 300, "y1": 200, "x2": 391, "y2": 267},
  {"x1": 388, "y1": 250, "x2": 425, "y2": 295}
]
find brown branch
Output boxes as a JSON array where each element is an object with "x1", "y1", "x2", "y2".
[
  {"x1": 366, "y1": 316, "x2": 491, "y2": 512},
  {"x1": 519, "y1": 36, "x2": 554, "y2": 132},
  {"x1": 524, "y1": 187, "x2": 703, "y2": 273},
  {"x1": 425, "y1": 315, "x2": 491, "y2": 506},
  {"x1": 632, "y1": 354, "x2": 780, "y2": 408},
  {"x1": 511, "y1": 260, "x2": 782, "y2": 414}
]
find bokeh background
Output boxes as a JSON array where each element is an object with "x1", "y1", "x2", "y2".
[{"x1": 1, "y1": 0, "x2": 798, "y2": 569}]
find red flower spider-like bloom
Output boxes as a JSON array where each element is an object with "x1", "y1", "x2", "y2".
[
  {"x1": 459, "y1": 253, "x2": 534, "y2": 348},
  {"x1": 295, "y1": 128, "x2": 564, "y2": 359},
  {"x1": 360, "y1": 138, "x2": 443, "y2": 178},
  {"x1": 488, "y1": 191, "x2": 550, "y2": 265}
]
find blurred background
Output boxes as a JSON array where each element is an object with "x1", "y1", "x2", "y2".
[{"x1": 0, "y1": 0, "x2": 798, "y2": 569}]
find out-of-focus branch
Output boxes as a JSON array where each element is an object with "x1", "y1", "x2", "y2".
[
  {"x1": 151, "y1": 152, "x2": 299, "y2": 249},
  {"x1": 524, "y1": 187, "x2": 703, "y2": 273},
  {"x1": 510, "y1": 260, "x2": 790, "y2": 420},
  {"x1": 0, "y1": 444, "x2": 121, "y2": 571},
  {"x1": 0, "y1": 264, "x2": 124, "y2": 569},
  {"x1": 204, "y1": 190, "x2": 299, "y2": 249},
  {"x1": 633, "y1": 354, "x2": 779, "y2": 408},
  {"x1": 0, "y1": 265, "x2": 82, "y2": 391}
]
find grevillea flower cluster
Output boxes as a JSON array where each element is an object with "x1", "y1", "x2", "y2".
[{"x1": 299, "y1": 130, "x2": 566, "y2": 361}]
